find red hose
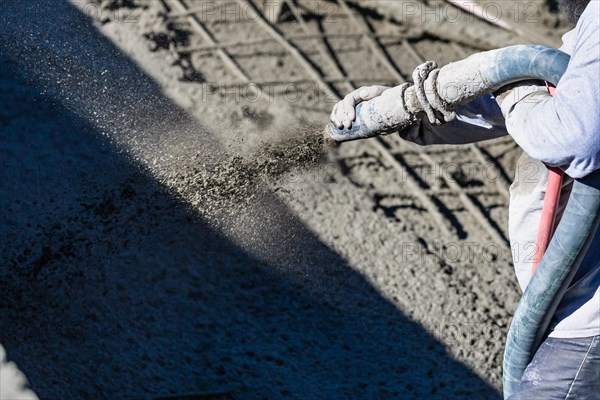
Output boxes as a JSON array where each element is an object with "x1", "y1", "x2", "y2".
[{"x1": 531, "y1": 85, "x2": 564, "y2": 275}]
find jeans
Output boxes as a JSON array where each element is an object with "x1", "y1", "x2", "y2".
[{"x1": 509, "y1": 335, "x2": 600, "y2": 399}]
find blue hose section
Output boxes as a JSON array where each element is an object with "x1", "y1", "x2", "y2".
[
  {"x1": 487, "y1": 45, "x2": 569, "y2": 87},
  {"x1": 503, "y1": 170, "x2": 600, "y2": 398}
]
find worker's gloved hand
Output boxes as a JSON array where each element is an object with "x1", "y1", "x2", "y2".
[
  {"x1": 494, "y1": 80, "x2": 548, "y2": 117},
  {"x1": 330, "y1": 85, "x2": 390, "y2": 129}
]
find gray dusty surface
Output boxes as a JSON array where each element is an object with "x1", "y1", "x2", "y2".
[{"x1": 1, "y1": 0, "x2": 566, "y2": 399}]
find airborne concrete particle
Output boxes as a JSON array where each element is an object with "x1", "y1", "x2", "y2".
[{"x1": 176, "y1": 124, "x2": 333, "y2": 217}]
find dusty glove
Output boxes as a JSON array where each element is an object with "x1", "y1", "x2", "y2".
[
  {"x1": 494, "y1": 80, "x2": 548, "y2": 117},
  {"x1": 411, "y1": 60, "x2": 455, "y2": 125},
  {"x1": 330, "y1": 61, "x2": 457, "y2": 130},
  {"x1": 330, "y1": 85, "x2": 390, "y2": 129}
]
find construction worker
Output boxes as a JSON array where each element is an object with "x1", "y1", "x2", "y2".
[{"x1": 331, "y1": 1, "x2": 600, "y2": 398}]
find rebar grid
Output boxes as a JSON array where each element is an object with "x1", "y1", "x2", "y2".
[{"x1": 161, "y1": 0, "x2": 516, "y2": 242}]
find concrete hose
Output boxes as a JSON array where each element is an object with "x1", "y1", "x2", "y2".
[
  {"x1": 503, "y1": 170, "x2": 600, "y2": 398},
  {"x1": 325, "y1": 44, "x2": 569, "y2": 142}
]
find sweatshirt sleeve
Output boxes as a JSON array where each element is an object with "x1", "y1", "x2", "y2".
[
  {"x1": 501, "y1": 1, "x2": 600, "y2": 179},
  {"x1": 399, "y1": 93, "x2": 508, "y2": 145}
]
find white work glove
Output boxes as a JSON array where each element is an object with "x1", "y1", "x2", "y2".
[
  {"x1": 330, "y1": 85, "x2": 390, "y2": 129},
  {"x1": 494, "y1": 80, "x2": 548, "y2": 117}
]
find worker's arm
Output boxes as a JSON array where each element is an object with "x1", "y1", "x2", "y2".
[{"x1": 497, "y1": 1, "x2": 600, "y2": 179}]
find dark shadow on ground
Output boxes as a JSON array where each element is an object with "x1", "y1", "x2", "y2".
[{"x1": 0, "y1": 1, "x2": 500, "y2": 399}]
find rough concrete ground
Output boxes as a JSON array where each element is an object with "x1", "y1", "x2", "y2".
[
  {"x1": 1, "y1": 0, "x2": 566, "y2": 399},
  {"x1": 0, "y1": 32, "x2": 496, "y2": 400}
]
